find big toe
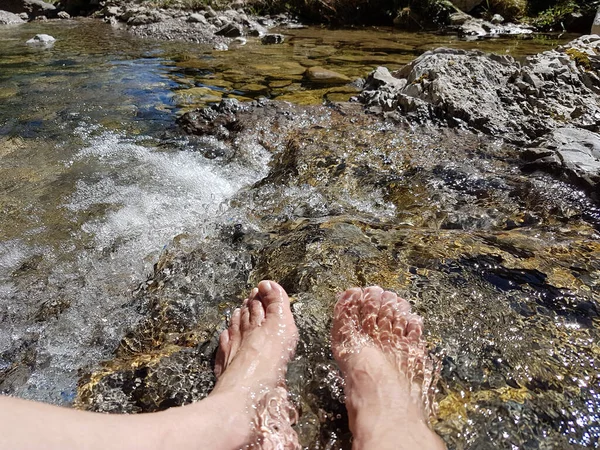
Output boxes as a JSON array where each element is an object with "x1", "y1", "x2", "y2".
[{"x1": 257, "y1": 280, "x2": 291, "y2": 318}]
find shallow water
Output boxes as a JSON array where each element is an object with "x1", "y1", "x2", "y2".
[{"x1": 0, "y1": 18, "x2": 597, "y2": 449}]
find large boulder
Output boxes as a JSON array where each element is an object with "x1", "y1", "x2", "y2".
[
  {"x1": 1, "y1": 0, "x2": 56, "y2": 17},
  {"x1": 0, "y1": 10, "x2": 25, "y2": 24},
  {"x1": 361, "y1": 35, "x2": 600, "y2": 144}
]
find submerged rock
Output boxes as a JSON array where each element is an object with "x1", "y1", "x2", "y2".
[{"x1": 305, "y1": 66, "x2": 350, "y2": 84}]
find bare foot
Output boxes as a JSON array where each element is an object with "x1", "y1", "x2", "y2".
[
  {"x1": 211, "y1": 280, "x2": 300, "y2": 449},
  {"x1": 332, "y1": 286, "x2": 446, "y2": 450}
]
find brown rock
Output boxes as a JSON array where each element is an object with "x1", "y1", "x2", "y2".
[{"x1": 304, "y1": 66, "x2": 350, "y2": 84}]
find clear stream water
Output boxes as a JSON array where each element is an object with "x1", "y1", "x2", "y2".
[{"x1": 0, "y1": 17, "x2": 594, "y2": 447}]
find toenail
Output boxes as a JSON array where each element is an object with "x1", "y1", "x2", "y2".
[{"x1": 260, "y1": 280, "x2": 273, "y2": 293}]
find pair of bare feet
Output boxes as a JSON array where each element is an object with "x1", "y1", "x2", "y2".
[
  {"x1": 209, "y1": 280, "x2": 446, "y2": 450},
  {"x1": 0, "y1": 280, "x2": 445, "y2": 450}
]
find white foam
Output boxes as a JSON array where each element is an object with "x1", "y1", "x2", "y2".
[{"x1": 67, "y1": 130, "x2": 266, "y2": 274}]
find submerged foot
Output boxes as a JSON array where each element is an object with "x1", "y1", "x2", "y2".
[
  {"x1": 212, "y1": 280, "x2": 300, "y2": 449},
  {"x1": 332, "y1": 286, "x2": 446, "y2": 450}
]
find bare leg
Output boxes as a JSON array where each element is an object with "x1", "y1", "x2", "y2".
[
  {"x1": 0, "y1": 280, "x2": 300, "y2": 450},
  {"x1": 332, "y1": 286, "x2": 446, "y2": 450}
]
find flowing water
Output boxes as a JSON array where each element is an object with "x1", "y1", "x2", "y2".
[{"x1": 0, "y1": 18, "x2": 598, "y2": 449}]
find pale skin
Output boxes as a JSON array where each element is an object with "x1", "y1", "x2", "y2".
[{"x1": 0, "y1": 280, "x2": 446, "y2": 450}]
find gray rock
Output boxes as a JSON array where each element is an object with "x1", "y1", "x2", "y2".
[
  {"x1": 17, "y1": 12, "x2": 28, "y2": 20},
  {"x1": 3, "y1": 0, "x2": 56, "y2": 17},
  {"x1": 205, "y1": 6, "x2": 217, "y2": 18},
  {"x1": 213, "y1": 42, "x2": 228, "y2": 51},
  {"x1": 523, "y1": 128, "x2": 600, "y2": 193},
  {"x1": 246, "y1": 20, "x2": 268, "y2": 37},
  {"x1": 261, "y1": 33, "x2": 284, "y2": 45},
  {"x1": 361, "y1": 67, "x2": 407, "y2": 110},
  {"x1": 459, "y1": 18, "x2": 487, "y2": 36},
  {"x1": 127, "y1": 10, "x2": 164, "y2": 26},
  {"x1": 449, "y1": 11, "x2": 471, "y2": 25},
  {"x1": 187, "y1": 13, "x2": 207, "y2": 24},
  {"x1": 215, "y1": 22, "x2": 243, "y2": 37},
  {"x1": 26, "y1": 33, "x2": 55, "y2": 44},
  {"x1": 57, "y1": 11, "x2": 70, "y2": 19},
  {"x1": 101, "y1": 6, "x2": 120, "y2": 17},
  {"x1": 222, "y1": 9, "x2": 241, "y2": 22},
  {"x1": 491, "y1": 14, "x2": 504, "y2": 24},
  {"x1": 593, "y1": 7, "x2": 600, "y2": 35},
  {"x1": 0, "y1": 10, "x2": 25, "y2": 24},
  {"x1": 360, "y1": 36, "x2": 600, "y2": 145}
]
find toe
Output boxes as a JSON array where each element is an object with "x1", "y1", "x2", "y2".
[
  {"x1": 406, "y1": 316, "x2": 423, "y2": 343},
  {"x1": 257, "y1": 280, "x2": 289, "y2": 317},
  {"x1": 250, "y1": 299, "x2": 266, "y2": 326},
  {"x1": 214, "y1": 329, "x2": 229, "y2": 378},
  {"x1": 334, "y1": 288, "x2": 361, "y2": 323},
  {"x1": 392, "y1": 308, "x2": 409, "y2": 339},
  {"x1": 395, "y1": 296, "x2": 412, "y2": 315},
  {"x1": 332, "y1": 288, "x2": 362, "y2": 349},
  {"x1": 241, "y1": 306, "x2": 251, "y2": 331},
  {"x1": 376, "y1": 291, "x2": 396, "y2": 346},
  {"x1": 377, "y1": 291, "x2": 396, "y2": 333},
  {"x1": 229, "y1": 308, "x2": 242, "y2": 355},
  {"x1": 361, "y1": 286, "x2": 383, "y2": 335}
]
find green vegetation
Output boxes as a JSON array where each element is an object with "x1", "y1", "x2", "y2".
[
  {"x1": 528, "y1": 0, "x2": 599, "y2": 31},
  {"x1": 566, "y1": 47, "x2": 592, "y2": 71},
  {"x1": 56, "y1": 0, "x2": 599, "y2": 31},
  {"x1": 245, "y1": 0, "x2": 457, "y2": 26},
  {"x1": 486, "y1": 0, "x2": 527, "y2": 20}
]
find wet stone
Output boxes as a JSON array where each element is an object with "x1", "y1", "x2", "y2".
[{"x1": 262, "y1": 33, "x2": 284, "y2": 45}]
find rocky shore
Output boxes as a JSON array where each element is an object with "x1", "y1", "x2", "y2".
[
  {"x1": 360, "y1": 35, "x2": 600, "y2": 196},
  {"x1": 2, "y1": 0, "x2": 599, "y2": 46}
]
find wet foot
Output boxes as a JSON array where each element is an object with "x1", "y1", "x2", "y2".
[
  {"x1": 211, "y1": 280, "x2": 300, "y2": 449},
  {"x1": 332, "y1": 286, "x2": 446, "y2": 450}
]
